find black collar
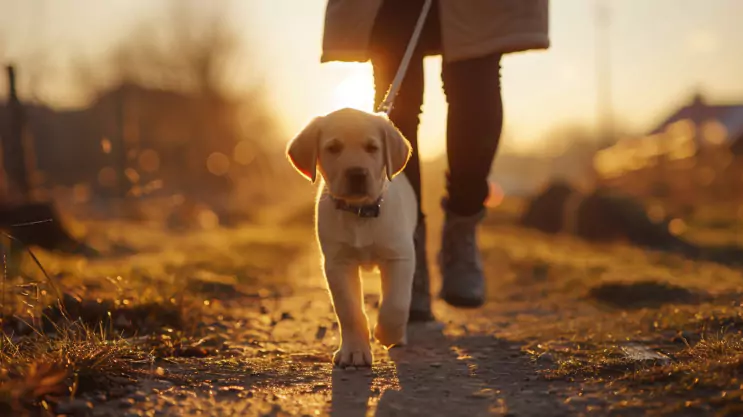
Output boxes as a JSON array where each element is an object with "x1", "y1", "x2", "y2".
[{"x1": 331, "y1": 196, "x2": 383, "y2": 218}]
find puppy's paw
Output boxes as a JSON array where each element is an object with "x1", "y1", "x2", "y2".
[
  {"x1": 374, "y1": 322, "x2": 407, "y2": 349},
  {"x1": 333, "y1": 339, "x2": 373, "y2": 368}
]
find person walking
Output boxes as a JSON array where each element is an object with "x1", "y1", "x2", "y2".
[{"x1": 321, "y1": 0, "x2": 550, "y2": 321}]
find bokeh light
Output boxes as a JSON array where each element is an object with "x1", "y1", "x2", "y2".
[
  {"x1": 206, "y1": 152, "x2": 230, "y2": 176},
  {"x1": 125, "y1": 168, "x2": 140, "y2": 184},
  {"x1": 97, "y1": 167, "x2": 118, "y2": 187},
  {"x1": 668, "y1": 218, "x2": 687, "y2": 236},
  {"x1": 101, "y1": 138, "x2": 112, "y2": 154},
  {"x1": 233, "y1": 141, "x2": 255, "y2": 166},
  {"x1": 138, "y1": 149, "x2": 160, "y2": 173},
  {"x1": 197, "y1": 209, "x2": 220, "y2": 229}
]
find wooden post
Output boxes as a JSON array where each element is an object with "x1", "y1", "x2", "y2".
[
  {"x1": 116, "y1": 88, "x2": 128, "y2": 200},
  {"x1": 2, "y1": 65, "x2": 31, "y2": 201}
]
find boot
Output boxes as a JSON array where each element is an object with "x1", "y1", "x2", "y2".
[
  {"x1": 438, "y1": 199, "x2": 486, "y2": 307},
  {"x1": 409, "y1": 218, "x2": 435, "y2": 322}
]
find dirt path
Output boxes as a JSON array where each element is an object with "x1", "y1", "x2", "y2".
[
  {"x1": 84, "y1": 242, "x2": 570, "y2": 417},
  {"x1": 32, "y1": 216, "x2": 743, "y2": 417}
]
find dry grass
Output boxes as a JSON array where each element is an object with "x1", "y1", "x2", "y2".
[
  {"x1": 0, "y1": 322, "x2": 150, "y2": 414},
  {"x1": 0, "y1": 216, "x2": 309, "y2": 414},
  {"x1": 0, "y1": 234, "x2": 151, "y2": 414},
  {"x1": 474, "y1": 195, "x2": 743, "y2": 415}
]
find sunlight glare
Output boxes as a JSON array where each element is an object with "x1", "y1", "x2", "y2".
[{"x1": 331, "y1": 68, "x2": 375, "y2": 112}]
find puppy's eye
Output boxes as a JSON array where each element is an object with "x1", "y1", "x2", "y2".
[
  {"x1": 326, "y1": 143, "x2": 343, "y2": 155},
  {"x1": 365, "y1": 143, "x2": 379, "y2": 153}
]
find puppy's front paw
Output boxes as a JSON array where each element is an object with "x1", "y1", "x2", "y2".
[
  {"x1": 374, "y1": 321, "x2": 407, "y2": 349},
  {"x1": 333, "y1": 338, "x2": 373, "y2": 368}
]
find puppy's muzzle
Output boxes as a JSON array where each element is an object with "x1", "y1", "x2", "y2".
[{"x1": 345, "y1": 167, "x2": 369, "y2": 196}]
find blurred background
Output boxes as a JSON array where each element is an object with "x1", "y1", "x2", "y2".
[{"x1": 1, "y1": 0, "x2": 742, "y2": 234}]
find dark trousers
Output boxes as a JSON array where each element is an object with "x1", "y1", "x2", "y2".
[{"x1": 369, "y1": 0, "x2": 503, "y2": 218}]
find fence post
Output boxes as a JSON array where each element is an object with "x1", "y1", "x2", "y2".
[{"x1": 2, "y1": 65, "x2": 31, "y2": 201}]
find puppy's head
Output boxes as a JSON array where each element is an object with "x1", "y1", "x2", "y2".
[{"x1": 286, "y1": 108, "x2": 412, "y2": 204}]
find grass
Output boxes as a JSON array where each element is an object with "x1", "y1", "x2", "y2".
[
  {"x1": 0, "y1": 214, "x2": 310, "y2": 414},
  {"x1": 0, "y1": 323, "x2": 150, "y2": 414},
  {"x1": 0, "y1": 233, "x2": 154, "y2": 414},
  {"x1": 474, "y1": 195, "x2": 743, "y2": 415},
  {"x1": 0, "y1": 187, "x2": 739, "y2": 414},
  {"x1": 519, "y1": 297, "x2": 743, "y2": 415}
]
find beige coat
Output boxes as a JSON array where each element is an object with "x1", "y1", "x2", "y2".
[{"x1": 321, "y1": 0, "x2": 550, "y2": 63}]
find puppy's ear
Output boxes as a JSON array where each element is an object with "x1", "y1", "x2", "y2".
[
  {"x1": 286, "y1": 117, "x2": 323, "y2": 182},
  {"x1": 378, "y1": 114, "x2": 412, "y2": 180}
]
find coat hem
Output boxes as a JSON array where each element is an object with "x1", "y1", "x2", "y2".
[
  {"x1": 321, "y1": 34, "x2": 550, "y2": 64},
  {"x1": 442, "y1": 34, "x2": 551, "y2": 62}
]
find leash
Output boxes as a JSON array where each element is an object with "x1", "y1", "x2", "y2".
[{"x1": 376, "y1": 0, "x2": 433, "y2": 116}]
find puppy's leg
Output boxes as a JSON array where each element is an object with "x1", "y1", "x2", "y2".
[
  {"x1": 374, "y1": 256, "x2": 415, "y2": 348},
  {"x1": 325, "y1": 261, "x2": 372, "y2": 367}
]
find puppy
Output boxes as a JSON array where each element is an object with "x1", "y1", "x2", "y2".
[{"x1": 286, "y1": 107, "x2": 417, "y2": 367}]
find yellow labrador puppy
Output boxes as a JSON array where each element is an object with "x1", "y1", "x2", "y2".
[{"x1": 286, "y1": 107, "x2": 416, "y2": 367}]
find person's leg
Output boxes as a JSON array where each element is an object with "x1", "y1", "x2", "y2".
[
  {"x1": 438, "y1": 52, "x2": 503, "y2": 307},
  {"x1": 369, "y1": 0, "x2": 439, "y2": 322}
]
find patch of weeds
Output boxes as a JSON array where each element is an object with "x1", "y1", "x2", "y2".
[
  {"x1": 140, "y1": 332, "x2": 231, "y2": 358},
  {"x1": 0, "y1": 323, "x2": 150, "y2": 414},
  {"x1": 530, "y1": 341, "x2": 639, "y2": 381},
  {"x1": 657, "y1": 310, "x2": 743, "y2": 347},
  {"x1": 626, "y1": 333, "x2": 743, "y2": 388},
  {"x1": 587, "y1": 280, "x2": 705, "y2": 309},
  {"x1": 618, "y1": 332, "x2": 743, "y2": 415},
  {"x1": 3, "y1": 291, "x2": 205, "y2": 339}
]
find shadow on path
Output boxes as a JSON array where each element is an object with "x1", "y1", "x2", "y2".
[{"x1": 330, "y1": 322, "x2": 572, "y2": 417}]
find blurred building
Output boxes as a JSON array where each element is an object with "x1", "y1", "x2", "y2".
[
  {"x1": 594, "y1": 92, "x2": 743, "y2": 206},
  {"x1": 1, "y1": 82, "x2": 281, "y2": 210}
]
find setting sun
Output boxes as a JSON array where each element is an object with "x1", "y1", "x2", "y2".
[{"x1": 331, "y1": 67, "x2": 375, "y2": 112}]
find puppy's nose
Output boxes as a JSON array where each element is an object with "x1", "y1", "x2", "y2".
[{"x1": 345, "y1": 167, "x2": 368, "y2": 195}]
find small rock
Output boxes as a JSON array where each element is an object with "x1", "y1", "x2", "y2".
[
  {"x1": 118, "y1": 398, "x2": 135, "y2": 408},
  {"x1": 57, "y1": 399, "x2": 93, "y2": 414},
  {"x1": 108, "y1": 376, "x2": 132, "y2": 385},
  {"x1": 564, "y1": 396, "x2": 586, "y2": 404},
  {"x1": 430, "y1": 362, "x2": 442, "y2": 368},
  {"x1": 313, "y1": 383, "x2": 329, "y2": 392},
  {"x1": 536, "y1": 353, "x2": 555, "y2": 365},
  {"x1": 142, "y1": 379, "x2": 173, "y2": 391},
  {"x1": 114, "y1": 314, "x2": 130, "y2": 328},
  {"x1": 621, "y1": 344, "x2": 671, "y2": 365},
  {"x1": 468, "y1": 388, "x2": 496, "y2": 399},
  {"x1": 280, "y1": 312, "x2": 294, "y2": 321}
]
